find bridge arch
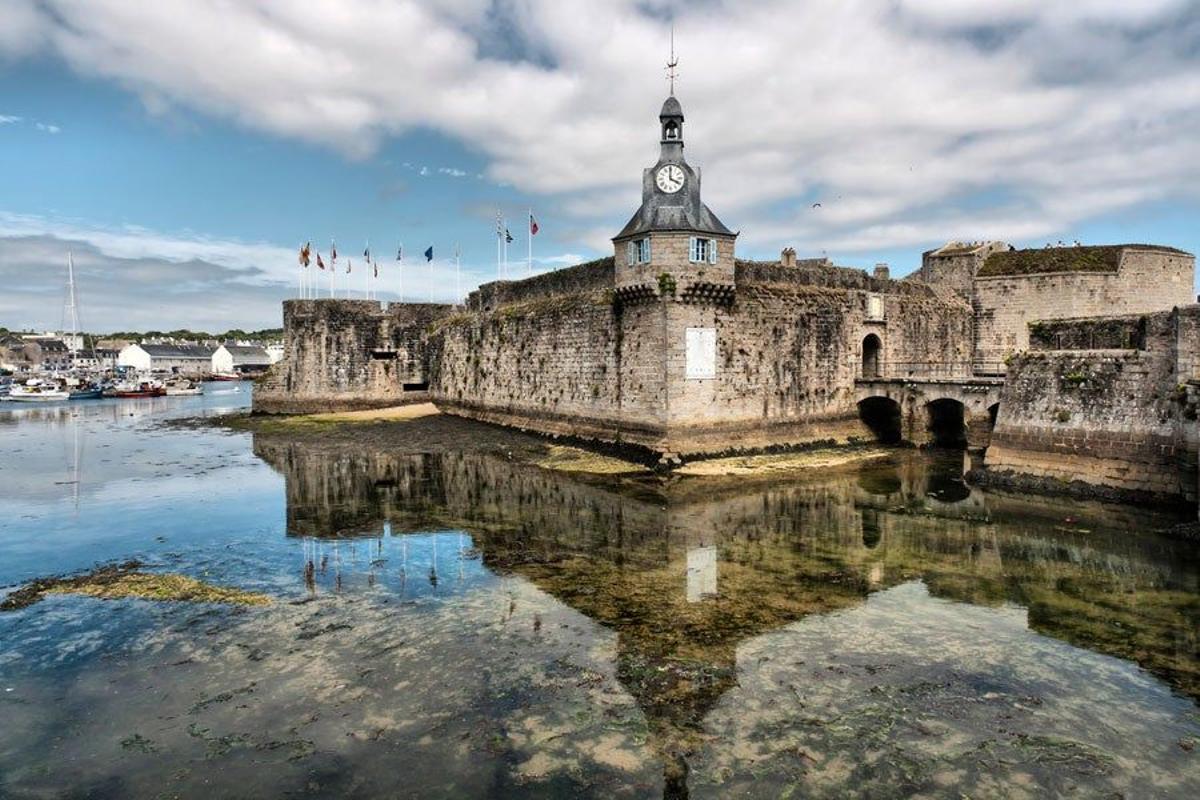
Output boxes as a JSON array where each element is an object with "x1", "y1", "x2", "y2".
[
  {"x1": 925, "y1": 398, "x2": 967, "y2": 449},
  {"x1": 857, "y1": 396, "x2": 902, "y2": 444},
  {"x1": 861, "y1": 333, "x2": 882, "y2": 379}
]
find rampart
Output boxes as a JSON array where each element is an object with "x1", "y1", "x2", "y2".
[
  {"x1": 973, "y1": 245, "x2": 1194, "y2": 365},
  {"x1": 983, "y1": 306, "x2": 1200, "y2": 503},
  {"x1": 427, "y1": 258, "x2": 973, "y2": 455},
  {"x1": 254, "y1": 299, "x2": 452, "y2": 414}
]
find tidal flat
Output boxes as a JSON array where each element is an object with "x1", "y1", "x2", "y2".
[{"x1": 1, "y1": 390, "x2": 1198, "y2": 798}]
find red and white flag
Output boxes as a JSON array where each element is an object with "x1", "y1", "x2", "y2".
[
  {"x1": 317, "y1": 253, "x2": 326, "y2": 270},
  {"x1": 529, "y1": 214, "x2": 539, "y2": 236}
]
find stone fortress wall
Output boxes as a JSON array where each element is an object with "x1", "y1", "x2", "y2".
[
  {"x1": 984, "y1": 307, "x2": 1200, "y2": 504},
  {"x1": 425, "y1": 253, "x2": 972, "y2": 455},
  {"x1": 971, "y1": 246, "x2": 1195, "y2": 365},
  {"x1": 255, "y1": 299, "x2": 452, "y2": 414}
]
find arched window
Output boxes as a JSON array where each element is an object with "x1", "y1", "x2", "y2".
[
  {"x1": 862, "y1": 334, "x2": 882, "y2": 378},
  {"x1": 664, "y1": 121, "x2": 679, "y2": 139}
]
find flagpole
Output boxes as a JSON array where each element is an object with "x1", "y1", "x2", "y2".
[
  {"x1": 502, "y1": 216, "x2": 508, "y2": 279},
  {"x1": 454, "y1": 243, "x2": 461, "y2": 305},
  {"x1": 527, "y1": 208, "x2": 532, "y2": 275},
  {"x1": 428, "y1": 243, "x2": 434, "y2": 303},
  {"x1": 495, "y1": 210, "x2": 502, "y2": 281},
  {"x1": 398, "y1": 243, "x2": 404, "y2": 303}
]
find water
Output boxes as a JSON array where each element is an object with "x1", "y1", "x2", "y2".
[{"x1": 1, "y1": 388, "x2": 1198, "y2": 798}]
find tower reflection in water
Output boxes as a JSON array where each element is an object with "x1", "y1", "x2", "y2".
[{"x1": 255, "y1": 436, "x2": 1199, "y2": 797}]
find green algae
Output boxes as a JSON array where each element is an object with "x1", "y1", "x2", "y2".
[{"x1": 1, "y1": 562, "x2": 270, "y2": 611}]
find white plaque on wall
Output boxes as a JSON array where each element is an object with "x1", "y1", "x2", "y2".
[{"x1": 685, "y1": 327, "x2": 716, "y2": 380}]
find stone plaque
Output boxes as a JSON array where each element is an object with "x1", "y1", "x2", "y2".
[{"x1": 685, "y1": 327, "x2": 716, "y2": 380}]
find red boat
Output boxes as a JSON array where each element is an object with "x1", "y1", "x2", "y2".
[{"x1": 104, "y1": 380, "x2": 166, "y2": 398}]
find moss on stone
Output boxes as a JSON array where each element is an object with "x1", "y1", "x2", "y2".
[{"x1": 978, "y1": 245, "x2": 1186, "y2": 278}]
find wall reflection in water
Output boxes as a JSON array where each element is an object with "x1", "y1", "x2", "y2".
[{"x1": 254, "y1": 435, "x2": 1199, "y2": 796}]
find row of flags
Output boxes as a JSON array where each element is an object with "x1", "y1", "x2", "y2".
[
  {"x1": 298, "y1": 210, "x2": 542, "y2": 285},
  {"x1": 299, "y1": 240, "x2": 437, "y2": 276},
  {"x1": 300, "y1": 211, "x2": 544, "y2": 273},
  {"x1": 497, "y1": 212, "x2": 539, "y2": 243}
]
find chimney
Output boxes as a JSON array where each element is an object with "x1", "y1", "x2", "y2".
[
  {"x1": 873, "y1": 262, "x2": 890, "y2": 281},
  {"x1": 781, "y1": 247, "x2": 797, "y2": 267}
]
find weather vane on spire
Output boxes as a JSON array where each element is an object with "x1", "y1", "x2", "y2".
[{"x1": 666, "y1": 24, "x2": 679, "y2": 95}]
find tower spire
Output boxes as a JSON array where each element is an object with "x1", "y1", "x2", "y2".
[{"x1": 666, "y1": 25, "x2": 679, "y2": 96}]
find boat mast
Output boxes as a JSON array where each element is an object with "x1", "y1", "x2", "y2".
[{"x1": 64, "y1": 251, "x2": 81, "y2": 351}]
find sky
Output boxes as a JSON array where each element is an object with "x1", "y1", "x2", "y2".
[{"x1": 1, "y1": 0, "x2": 1199, "y2": 333}]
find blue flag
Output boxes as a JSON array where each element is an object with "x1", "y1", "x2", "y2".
[{"x1": 424, "y1": 245, "x2": 433, "y2": 262}]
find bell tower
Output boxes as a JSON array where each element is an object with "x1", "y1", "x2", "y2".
[{"x1": 612, "y1": 90, "x2": 737, "y2": 300}]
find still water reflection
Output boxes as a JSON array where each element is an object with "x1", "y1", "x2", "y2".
[{"x1": 0, "y1": 397, "x2": 1198, "y2": 798}]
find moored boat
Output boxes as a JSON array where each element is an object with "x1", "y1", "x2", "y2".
[
  {"x1": 165, "y1": 379, "x2": 203, "y2": 396},
  {"x1": 68, "y1": 387, "x2": 104, "y2": 400},
  {"x1": 104, "y1": 378, "x2": 166, "y2": 398},
  {"x1": 8, "y1": 379, "x2": 70, "y2": 402},
  {"x1": 209, "y1": 372, "x2": 241, "y2": 381}
]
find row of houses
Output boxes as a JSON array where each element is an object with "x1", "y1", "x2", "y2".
[
  {"x1": 118, "y1": 343, "x2": 279, "y2": 375},
  {"x1": 1, "y1": 334, "x2": 282, "y2": 376}
]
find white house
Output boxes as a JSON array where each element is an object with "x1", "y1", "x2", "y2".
[
  {"x1": 212, "y1": 344, "x2": 272, "y2": 375},
  {"x1": 118, "y1": 343, "x2": 215, "y2": 374}
]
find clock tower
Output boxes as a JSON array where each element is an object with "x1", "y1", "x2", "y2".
[{"x1": 613, "y1": 93, "x2": 736, "y2": 301}]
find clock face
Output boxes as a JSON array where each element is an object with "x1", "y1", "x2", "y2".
[{"x1": 656, "y1": 164, "x2": 685, "y2": 194}]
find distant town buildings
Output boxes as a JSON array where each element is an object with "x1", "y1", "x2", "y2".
[
  {"x1": 118, "y1": 343, "x2": 216, "y2": 374},
  {"x1": 212, "y1": 344, "x2": 272, "y2": 375}
]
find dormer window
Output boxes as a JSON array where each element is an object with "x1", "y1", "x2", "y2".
[
  {"x1": 627, "y1": 237, "x2": 651, "y2": 265},
  {"x1": 689, "y1": 237, "x2": 718, "y2": 264}
]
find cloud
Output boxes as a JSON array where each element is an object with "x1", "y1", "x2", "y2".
[
  {"x1": 2, "y1": 0, "x2": 1199, "y2": 264},
  {"x1": 0, "y1": 216, "x2": 505, "y2": 330},
  {"x1": 0, "y1": 114, "x2": 23, "y2": 124},
  {"x1": 34, "y1": 121, "x2": 60, "y2": 133},
  {"x1": 0, "y1": 233, "x2": 288, "y2": 333},
  {"x1": 438, "y1": 166, "x2": 469, "y2": 177}
]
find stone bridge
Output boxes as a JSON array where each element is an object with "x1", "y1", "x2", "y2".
[{"x1": 854, "y1": 374, "x2": 1005, "y2": 449}]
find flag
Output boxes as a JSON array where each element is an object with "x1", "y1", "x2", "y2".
[
  {"x1": 529, "y1": 214, "x2": 539, "y2": 236},
  {"x1": 373, "y1": 261, "x2": 378, "y2": 278},
  {"x1": 346, "y1": 259, "x2": 352, "y2": 274},
  {"x1": 396, "y1": 245, "x2": 403, "y2": 261},
  {"x1": 363, "y1": 245, "x2": 371, "y2": 260},
  {"x1": 505, "y1": 229, "x2": 513, "y2": 244},
  {"x1": 424, "y1": 245, "x2": 434, "y2": 262},
  {"x1": 331, "y1": 242, "x2": 338, "y2": 263},
  {"x1": 298, "y1": 242, "x2": 311, "y2": 267},
  {"x1": 317, "y1": 253, "x2": 326, "y2": 270}
]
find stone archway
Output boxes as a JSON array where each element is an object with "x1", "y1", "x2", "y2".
[
  {"x1": 858, "y1": 396, "x2": 902, "y2": 444},
  {"x1": 925, "y1": 398, "x2": 968, "y2": 449},
  {"x1": 861, "y1": 334, "x2": 882, "y2": 379}
]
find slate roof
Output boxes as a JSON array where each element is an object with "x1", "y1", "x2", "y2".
[
  {"x1": 222, "y1": 345, "x2": 271, "y2": 364},
  {"x1": 615, "y1": 202, "x2": 734, "y2": 239},
  {"x1": 139, "y1": 343, "x2": 215, "y2": 359}
]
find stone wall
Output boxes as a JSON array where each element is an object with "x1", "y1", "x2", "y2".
[
  {"x1": 467, "y1": 257, "x2": 614, "y2": 311},
  {"x1": 973, "y1": 246, "x2": 1194, "y2": 365},
  {"x1": 427, "y1": 263, "x2": 973, "y2": 455},
  {"x1": 913, "y1": 242, "x2": 1010, "y2": 300},
  {"x1": 984, "y1": 307, "x2": 1200, "y2": 503},
  {"x1": 254, "y1": 299, "x2": 451, "y2": 414}
]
